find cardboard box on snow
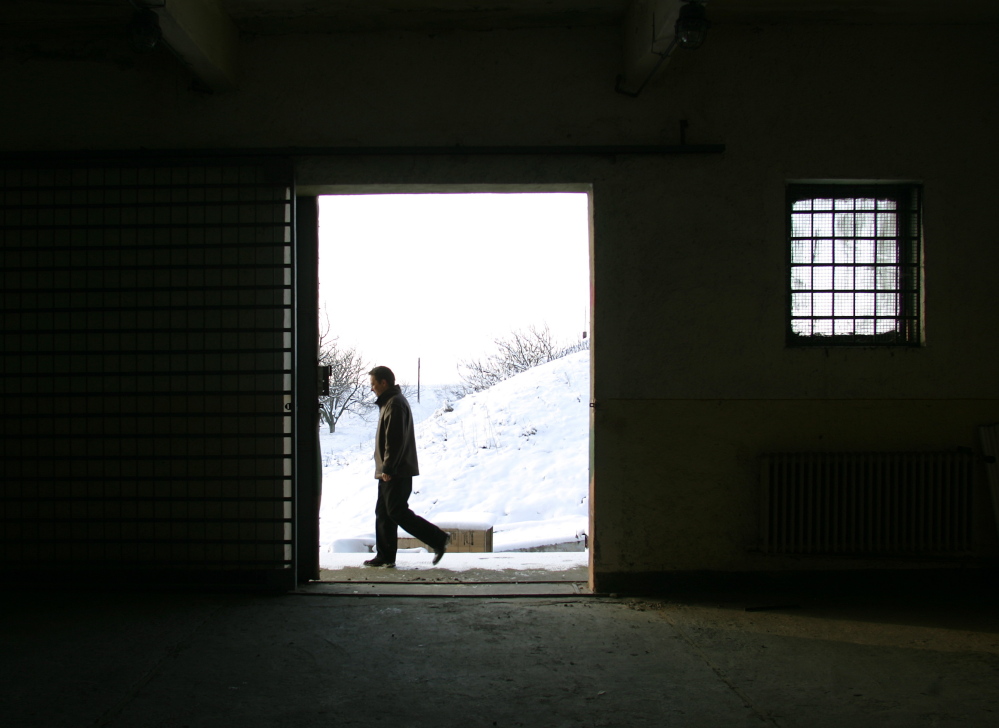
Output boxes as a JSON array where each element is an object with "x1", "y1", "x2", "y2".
[{"x1": 398, "y1": 511, "x2": 495, "y2": 553}]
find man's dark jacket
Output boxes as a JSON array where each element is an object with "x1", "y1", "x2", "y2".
[{"x1": 373, "y1": 385, "x2": 420, "y2": 479}]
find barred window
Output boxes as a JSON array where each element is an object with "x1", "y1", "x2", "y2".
[{"x1": 787, "y1": 183, "x2": 922, "y2": 346}]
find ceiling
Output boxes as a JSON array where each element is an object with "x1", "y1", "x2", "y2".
[{"x1": 6, "y1": 0, "x2": 999, "y2": 36}]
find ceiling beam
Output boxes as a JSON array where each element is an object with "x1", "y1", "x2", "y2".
[{"x1": 155, "y1": 0, "x2": 239, "y2": 92}]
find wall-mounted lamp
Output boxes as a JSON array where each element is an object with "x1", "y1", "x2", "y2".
[
  {"x1": 128, "y1": 7, "x2": 162, "y2": 53},
  {"x1": 676, "y1": 1, "x2": 710, "y2": 50},
  {"x1": 616, "y1": 0, "x2": 711, "y2": 98}
]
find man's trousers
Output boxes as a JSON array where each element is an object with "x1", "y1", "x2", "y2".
[{"x1": 374, "y1": 476, "x2": 448, "y2": 562}]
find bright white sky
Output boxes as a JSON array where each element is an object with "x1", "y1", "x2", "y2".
[{"x1": 317, "y1": 193, "x2": 590, "y2": 386}]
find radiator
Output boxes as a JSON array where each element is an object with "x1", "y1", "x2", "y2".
[{"x1": 760, "y1": 452, "x2": 975, "y2": 554}]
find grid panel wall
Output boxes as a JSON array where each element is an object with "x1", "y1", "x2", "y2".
[{"x1": 0, "y1": 160, "x2": 295, "y2": 573}]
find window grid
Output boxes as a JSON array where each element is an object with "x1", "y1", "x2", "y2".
[{"x1": 787, "y1": 184, "x2": 921, "y2": 346}]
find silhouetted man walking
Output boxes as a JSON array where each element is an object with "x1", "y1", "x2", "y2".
[{"x1": 364, "y1": 366, "x2": 450, "y2": 568}]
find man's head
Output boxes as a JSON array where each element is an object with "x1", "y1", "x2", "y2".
[{"x1": 368, "y1": 366, "x2": 395, "y2": 397}]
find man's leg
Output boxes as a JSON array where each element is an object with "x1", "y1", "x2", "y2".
[
  {"x1": 384, "y1": 476, "x2": 448, "y2": 551},
  {"x1": 373, "y1": 480, "x2": 399, "y2": 563}
]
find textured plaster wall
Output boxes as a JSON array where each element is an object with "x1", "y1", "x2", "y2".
[
  {"x1": 0, "y1": 26, "x2": 631, "y2": 149},
  {"x1": 593, "y1": 400, "x2": 999, "y2": 577},
  {"x1": 2, "y1": 21, "x2": 998, "y2": 582},
  {"x1": 584, "y1": 23, "x2": 999, "y2": 581}
]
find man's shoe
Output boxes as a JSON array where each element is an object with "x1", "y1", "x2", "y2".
[
  {"x1": 432, "y1": 532, "x2": 451, "y2": 566},
  {"x1": 362, "y1": 557, "x2": 395, "y2": 568}
]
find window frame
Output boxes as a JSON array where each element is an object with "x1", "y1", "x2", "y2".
[{"x1": 785, "y1": 182, "x2": 923, "y2": 348}]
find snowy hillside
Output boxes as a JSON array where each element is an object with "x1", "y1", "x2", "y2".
[{"x1": 318, "y1": 350, "x2": 590, "y2": 565}]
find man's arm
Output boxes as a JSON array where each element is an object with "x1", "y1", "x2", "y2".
[{"x1": 379, "y1": 400, "x2": 407, "y2": 479}]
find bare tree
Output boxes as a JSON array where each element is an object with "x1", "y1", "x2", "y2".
[
  {"x1": 453, "y1": 324, "x2": 588, "y2": 396},
  {"x1": 318, "y1": 311, "x2": 375, "y2": 433}
]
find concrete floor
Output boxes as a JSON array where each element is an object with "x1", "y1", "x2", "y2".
[{"x1": 2, "y1": 578, "x2": 998, "y2": 727}]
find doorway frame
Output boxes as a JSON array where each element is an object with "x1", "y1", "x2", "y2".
[
  {"x1": 294, "y1": 183, "x2": 595, "y2": 589},
  {"x1": 295, "y1": 196, "x2": 321, "y2": 583}
]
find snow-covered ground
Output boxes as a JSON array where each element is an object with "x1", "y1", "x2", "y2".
[
  {"x1": 318, "y1": 350, "x2": 590, "y2": 568},
  {"x1": 322, "y1": 551, "x2": 588, "y2": 573}
]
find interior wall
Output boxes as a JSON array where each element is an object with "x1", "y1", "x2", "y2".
[
  {"x1": 585, "y1": 24, "x2": 999, "y2": 585},
  {"x1": 2, "y1": 20, "x2": 998, "y2": 587}
]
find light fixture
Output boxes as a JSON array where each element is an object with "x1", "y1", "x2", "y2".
[
  {"x1": 128, "y1": 8, "x2": 162, "y2": 53},
  {"x1": 615, "y1": 0, "x2": 711, "y2": 97},
  {"x1": 675, "y1": 1, "x2": 710, "y2": 50}
]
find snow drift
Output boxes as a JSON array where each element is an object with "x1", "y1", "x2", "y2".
[{"x1": 318, "y1": 350, "x2": 590, "y2": 566}]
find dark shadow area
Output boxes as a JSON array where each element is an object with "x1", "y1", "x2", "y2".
[{"x1": 631, "y1": 568, "x2": 999, "y2": 636}]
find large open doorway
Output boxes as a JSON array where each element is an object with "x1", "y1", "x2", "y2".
[{"x1": 312, "y1": 190, "x2": 593, "y2": 592}]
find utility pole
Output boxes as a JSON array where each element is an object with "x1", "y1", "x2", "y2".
[{"x1": 417, "y1": 357, "x2": 421, "y2": 403}]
